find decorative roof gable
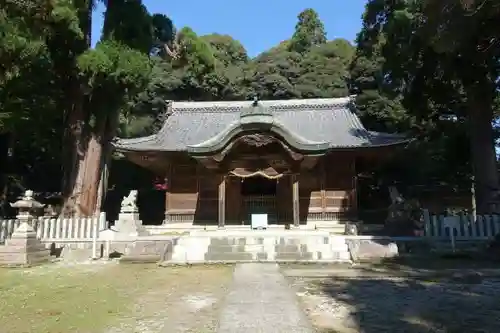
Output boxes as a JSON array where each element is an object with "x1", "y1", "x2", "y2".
[{"x1": 113, "y1": 97, "x2": 409, "y2": 153}]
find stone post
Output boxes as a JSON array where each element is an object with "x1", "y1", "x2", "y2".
[
  {"x1": 113, "y1": 190, "x2": 147, "y2": 238},
  {"x1": 0, "y1": 190, "x2": 50, "y2": 266}
]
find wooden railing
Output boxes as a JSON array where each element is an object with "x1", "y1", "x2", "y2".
[
  {"x1": 0, "y1": 216, "x2": 106, "y2": 243},
  {"x1": 423, "y1": 210, "x2": 500, "y2": 239}
]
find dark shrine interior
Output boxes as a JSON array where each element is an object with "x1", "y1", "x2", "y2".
[{"x1": 240, "y1": 176, "x2": 277, "y2": 196}]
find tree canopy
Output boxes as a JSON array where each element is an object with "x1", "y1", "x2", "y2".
[{"x1": 1, "y1": 3, "x2": 499, "y2": 215}]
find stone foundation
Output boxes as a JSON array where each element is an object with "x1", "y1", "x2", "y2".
[
  {"x1": 0, "y1": 223, "x2": 50, "y2": 267},
  {"x1": 165, "y1": 231, "x2": 351, "y2": 264},
  {"x1": 119, "y1": 239, "x2": 175, "y2": 263}
]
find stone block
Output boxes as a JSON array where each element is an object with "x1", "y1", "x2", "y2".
[
  {"x1": 346, "y1": 239, "x2": 399, "y2": 261},
  {"x1": 256, "y1": 252, "x2": 268, "y2": 260},
  {"x1": 207, "y1": 245, "x2": 247, "y2": 254},
  {"x1": 275, "y1": 251, "x2": 314, "y2": 261},
  {"x1": 120, "y1": 240, "x2": 173, "y2": 264},
  {"x1": 0, "y1": 223, "x2": 50, "y2": 266},
  {"x1": 278, "y1": 237, "x2": 301, "y2": 246},
  {"x1": 210, "y1": 238, "x2": 234, "y2": 246},
  {"x1": 161, "y1": 232, "x2": 352, "y2": 265},
  {"x1": 275, "y1": 244, "x2": 300, "y2": 253},
  {"x1": 60, "y1": 248, "x2": 92, "y2": 262},
  {"x1": 120, "y1": 254, "x2": 161, "y2": 264},
  {"x1": 204, "y1": 252, "x2": 253, "y2": 261},
  {"x1": 114, "y1": 212, "x2": 148, "y2": 237}
]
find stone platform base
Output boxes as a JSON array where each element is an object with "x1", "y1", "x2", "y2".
[
  {"x1": 159, "y1": 259, "x2": 352, "y2": 266},
  {"x1": 0, "y1": 247, "x2": 51, "y2": 267},
  {"x1": 118, "y1": 238, "x2": 176, "y2": 264},
  {"x1": 160, "y1": 230, "x2": 352, "y2": 265},
  {"x1": 0, "y1": 223, "x2": 50, "y2": 267},
  {"x1": 145, "y1": 222, "x2": 351, "y2": 235}
]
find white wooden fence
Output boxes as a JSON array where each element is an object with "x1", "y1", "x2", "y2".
[
  {"x1": 1, "y1": 210, "x2": 499, "y2": 244},
  {"x1": 423, "y1": 210, "x2": 500, "y2": 240},
  {"x1": 0, "y1": 216, "x2": 106, "y2": 243}
]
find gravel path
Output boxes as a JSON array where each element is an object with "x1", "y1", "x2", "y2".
[
  {"x1": 286, "y1": 269, "x2": 500, "y2": 333},
  {"x1": 217, "y1": 263, "x2": 314, "y2": 333}
]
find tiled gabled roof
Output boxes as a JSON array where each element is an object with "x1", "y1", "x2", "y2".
[{"x1": 113, "y1": 97, "x2": 409, "y2": 153}]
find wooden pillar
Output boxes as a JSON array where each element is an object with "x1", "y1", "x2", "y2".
[
  {"x1": 163, "y1": 190, "x2": 170, "y2": 224},
  {"x1": 292, "y1": 174, "x2": 300, "y2": 227},
  {"x1": 218, "y1": 175, "x2": 226, "y2": 228},
  {"x1": 164, "y1": 165, "x2": 172, "y2": 224},
  {"x1": 320, "y1": 161, "x2": 326, "y2": 220},
  {"x1": 351, "y1": 158, "x2": 358, "y2": 214}
]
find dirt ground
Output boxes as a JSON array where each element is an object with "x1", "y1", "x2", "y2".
[
  {"x1": 282, "y1": 262, "x2": 500, "y2": 333},
  {"x1": 0, "y1": 261, "x2": 233, "y2": 333}
]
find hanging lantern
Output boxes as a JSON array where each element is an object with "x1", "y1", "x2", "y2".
[{"x1": 153, "y1": 177, "x2": 168, "y2": 190}]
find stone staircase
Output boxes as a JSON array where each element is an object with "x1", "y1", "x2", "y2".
[{"x1": 163, "y1": 230, "x2": 351, "y2": 264}]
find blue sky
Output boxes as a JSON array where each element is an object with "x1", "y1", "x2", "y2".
[{"x1": 91, "y1": 0, "x2": 366, "y2": 57}]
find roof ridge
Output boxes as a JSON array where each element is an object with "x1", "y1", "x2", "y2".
[
  {"x1": 171, "y1": 97, "x2": 352, "y2": 108},
  {"x1": 171, "y1": 97, "x2": 353, "y2": 113}
]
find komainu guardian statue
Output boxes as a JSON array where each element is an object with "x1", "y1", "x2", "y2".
[
  {"x1": 120, "y1": 190, "x2": 138, "y2": 213},
  {"x1": 384, "y1": 186, "x2": 423, "y2": 236}
]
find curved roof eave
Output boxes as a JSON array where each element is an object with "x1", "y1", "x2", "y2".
[
  {"x1": 112, "y1": 134, "x2": 166, "y2": 153},
  {"x1": 186, "y1": 115, "x2": 331, "y2": 155},
  {"x1": 331, "y1": 139, "x2": 412, "y2": 150}
]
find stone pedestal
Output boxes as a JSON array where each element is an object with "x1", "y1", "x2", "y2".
[
  {"x1": 113, "y1": 190, "x2": 148, "y2": 238},
  {"x1": 0, "y1": 222, "x2": 50, "y2": 266},
  {"x1": 121, "y1": 239, "x2": 174, "y2": 263},
  {"x1": 114, "y1": 212, "x2": 148, "y2": 237},
  {"x1": 0, "y1": 190, "x2": 50, "y2": 266}
]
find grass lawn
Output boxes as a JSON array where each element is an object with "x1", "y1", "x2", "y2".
[{"x1": 0, "y1": 262, "x2": 233, "y2": 333}]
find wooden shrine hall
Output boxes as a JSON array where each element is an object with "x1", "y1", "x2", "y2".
[{"x1": 113, "y1": 97, "x2": 409, "y2": 228}]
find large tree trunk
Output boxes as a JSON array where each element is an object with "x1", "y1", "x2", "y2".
[
  {"x1": 78, "y1": 114, "x2": 108, "y2": 215},
  {"x1": 78, "y1": 109, "x2": 119, "y2": 216},
  {"x1": 466, "y1": 86, "x2": 499, "y2": 213},
  {"x1": 61, "y1": 77, "x2": 88, "y2": 216},
  {"x1": 61, "y1": 0, "x2": 95, "y2": 216},
  {"x1": 95, "y1": 112, "x2": 119, "y2": 213}
]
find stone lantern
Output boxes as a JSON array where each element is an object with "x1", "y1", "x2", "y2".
[
  {"x1": 0, "y1": 190, "x2": 50, "y2": 266},
  {"x1": 10, "y1": 190, "x2": 44, "y2": 229}
]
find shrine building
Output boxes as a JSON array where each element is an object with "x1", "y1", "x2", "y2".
[{"x1": 113, "y1": 97, "x2": 409, "y2": 228}]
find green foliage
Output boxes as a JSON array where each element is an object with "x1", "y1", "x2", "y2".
[
  {"x1": 296, "y1": 40, "x2": 354, "y2": 98},
  {"x1": 118, "y1": 58, "x2": 172, "y2": 138},
  {"x1": 350, "y1": 0, "x2": 500, "y2": 213},
  {"x1": 201, "y1": 34, "x2": 249, "y2": 66},
  {"x1": 246, "y1": 37, "x2": 354, "y2": 100},
  {"x1": 289, "y1": 8, "x2": 327, "y2": 53},
  {"x1": 78, "y1": 40, "x2": 151, "y2": 91},
  {"x1": 3, "y1": 1, "x2": 497, "y2": 212},
  {"x1": 175, "y1": 27, "x2": 216, "y2": 73},
  {"x1": 150, "y1": 13, "x2": 176, "y2": 56},
  {"x1": 0, "y1": 0, "x2": 86, "y2": 195},
  {"x1": 102, "y1": 0, "x2": 153, "y2": 54},
  {"x1": 246, "y1": 50, "x2": 303, "y2": 99}
]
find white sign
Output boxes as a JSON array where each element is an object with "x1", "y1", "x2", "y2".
[
  {"x1": 443, "y1": 216, "x2": 460, "y2": 230},
  {"x1": 443, "y1": 216, "x2": 460, "y2": 253},
  {"x1": 251, "y1": 214, "x2": 268, "y2": 230}
]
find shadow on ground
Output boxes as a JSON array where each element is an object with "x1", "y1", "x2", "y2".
[
  {"x1": 318, "y1": 275, "x2": 500, "y2": 332},
  {"x1": 366, "y1": 252, "x2": 500, "y2": 271},
  {"x1": 313, "y1": 256, "x2": 500, "y2": 333}
]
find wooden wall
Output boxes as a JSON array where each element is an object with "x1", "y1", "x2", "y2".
[
  {"x1": 298, "y1": 152, "x2": 356, "y2": 221},
  {"x1": 225, "y1": 176, "x2": 242, "y2": 223},
  {"x1": 165, "y1": 157, "x2": 219, "y2": 224},
  {"x1": 164, "y1": 151, "x2": 357, "y2": 224}
]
